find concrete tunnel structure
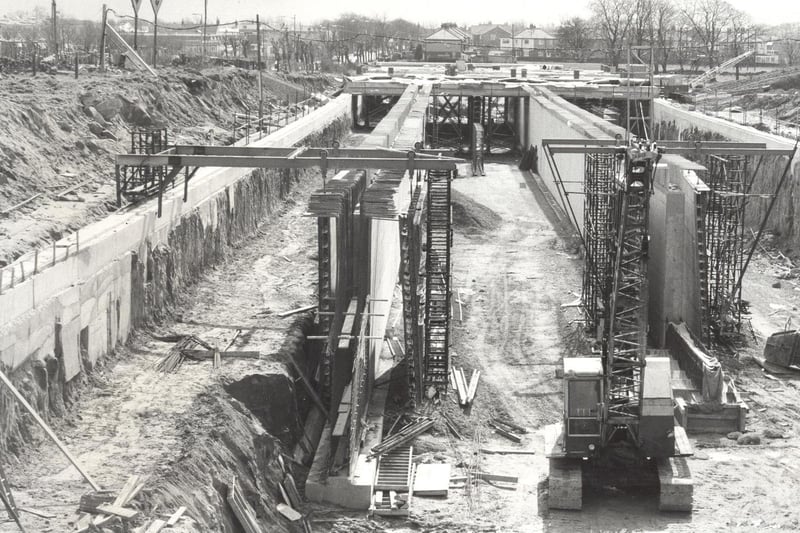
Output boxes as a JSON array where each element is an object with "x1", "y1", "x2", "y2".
[{"x1": 4, "y1": 69, "x2": 788, "y2": 510}]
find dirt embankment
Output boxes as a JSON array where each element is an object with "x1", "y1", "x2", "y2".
[{"x1": 0, "y1": 67, "x2": 338, "y2": 265}]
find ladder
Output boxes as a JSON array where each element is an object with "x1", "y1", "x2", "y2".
[
  {"x1": 424, "y1": 169, "x2": 452, "y2": 391},
  {"x1": 0, "y1": 462, "x2": 25, "y2": 532}
]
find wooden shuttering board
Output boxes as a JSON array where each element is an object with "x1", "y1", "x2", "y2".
[
  {"x1": 307, "y1": 170, "x2": 366, "y2": 217},
  {"x1": 362, "y1": 85, "x2": 431, "y2": 220},
  {"x1": 413, "y1": 463, "x2": 451, "y2": 497},
  {"x1": 375, "y1": 445, "x2": 413, "y2": 491}
]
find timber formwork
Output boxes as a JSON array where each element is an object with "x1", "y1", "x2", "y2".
[
  {"x1": 702, "y1": 155, "x2": 749, "y2": 342},
  {"x1": 308, "y1": 170, "x2": 368, "y2": 407},
  {"x1": 400, "y1": 183, "x2": 428, "y2": 404}
]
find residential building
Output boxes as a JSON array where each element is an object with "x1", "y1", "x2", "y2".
[
  {"x1": 423, "y1": 23, "x2": 470, "y2": 62},
  {"x1": 499, "y1": 26, "x2": 557, "y2": 59},
  {"x1": 468, "y1": 23, "x2": 511, "y2": 51}
]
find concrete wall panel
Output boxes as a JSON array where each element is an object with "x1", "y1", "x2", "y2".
[{"x1": 0, "y1": 95, "x2": 351, "y2": 376}]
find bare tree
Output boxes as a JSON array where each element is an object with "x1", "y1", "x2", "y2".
[
  {"x1": 630, "y1": 0, "x2": 654, "y2": 47},
  {"x1": 557, "y1": 17, "x2": 594, "y2": 62},
  {"x1": 726, "y1": 9, "x2": 755, "y2": 79},
  {"x1": 652, "y1": 0, "x2": 675, "y2": 73},
  {"x1": 777, "y1": 24, "x2": 800, "y2": 66},
  {"x1": 591, "y1": 0, "x2": 633, "y2": 67},
  {"x1": 681, "y1": 0, "x2": 733, "y2": 68}
]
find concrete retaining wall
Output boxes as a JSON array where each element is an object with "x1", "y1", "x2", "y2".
[
  {"x1": 653, "y1": 98, "x2": 800, "y2": 247},
  {"x1": 648, "y1": 156, "x2": 710, "y2": 345},
  {"x1": 522, "y1": 90, "x2": 715, "y2": 344},
  {"x1": 0, "y1": 95, "x2": 351, "y2": 454}
]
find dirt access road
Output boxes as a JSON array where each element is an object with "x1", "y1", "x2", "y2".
[{"x1": 370, "y1": 162, "x2": 800, "y2": 533}]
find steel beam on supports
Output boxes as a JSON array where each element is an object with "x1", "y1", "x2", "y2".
[{"x1": 114, "y1": 144, "x2": 463, "y2": 217}]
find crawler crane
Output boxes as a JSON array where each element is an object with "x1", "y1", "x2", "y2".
[{"x1": 545, "y1": 141, "x2": 693, "y2": 512}]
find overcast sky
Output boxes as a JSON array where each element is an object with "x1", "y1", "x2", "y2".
[{"x1": 2, "y1": 0, "x2": 800, "y2": 27}]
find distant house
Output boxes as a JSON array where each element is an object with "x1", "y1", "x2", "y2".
[
  {"x1": 424, "y1": 23, "x2": 470, "y2": 62},
  {"x1": 500, "y1": 26, "x2": 557, "y2": 59},
  {"x1": 469, "y1": 23, "x2": 511, "y2": 50}
]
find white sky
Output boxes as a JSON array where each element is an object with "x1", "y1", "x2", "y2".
[{"x1": 2, "y1": 0, "x2": 800, "y2": 27}]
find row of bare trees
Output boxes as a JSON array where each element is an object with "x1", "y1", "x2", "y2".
[{"x1": 558, "y1": 0, "x2": 800, "y2": 71}]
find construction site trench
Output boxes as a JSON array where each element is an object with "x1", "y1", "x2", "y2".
[{"x1": 5, "y1": 64, "x2": 800, "y2": 533}]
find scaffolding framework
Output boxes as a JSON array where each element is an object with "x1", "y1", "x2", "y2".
[
  {"x1": 583, "y1": 152, "x2": 618, "y2": 336},
  {"x1": 703, "y1": 155, "x2": 749, "y2": 341}
]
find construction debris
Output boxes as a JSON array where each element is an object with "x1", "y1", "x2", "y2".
[
  {"x1": 278, "y1": 304, "x2": 317, "y2": 318},
  {"x1": 0, "y1": 462, "x2": 24, "y2": 532},
  {"x1": 479, "y1": 448, "x2": 536, "y2": 455},
  {"x1": 370, "y1": 417, "x2": 435, "y2": 457},
  {"x1": 76, "y1": 475, "x2": 143, "y2": 533},
  {"x1": 0, "y1": 367, "x2": 101, "y2": 491},
  {"x1": 450, "y1": 367, "x2": 480, "y2": 407},
  {"x1": 413, "y1": 463, "x2": 451, "y2": 497},
  {"x1": 487, "y1": 420, "x2": 522, "y2": 443},
  {"x1": 155, "y1": 335, "x2": 213, "y2": 373},
  {"x1": 227, "y1": 476, "x2": 265, "y2": 533},
  {"x1": 277, "y1": 502, "x2": 302, "y2": 521}
]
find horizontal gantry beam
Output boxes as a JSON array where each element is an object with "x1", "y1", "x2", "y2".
[
  {"x1": 345, "y1": 80, "x2": 656, "y2": 100},
  {"x1": 542, "y1": 139, "x2": 795, "y2": 157},
  {"x1": 116, "y1": 146, "x2": 463, "y2": 171}
]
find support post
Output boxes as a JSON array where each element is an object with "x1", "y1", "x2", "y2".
[
  {"x1": 51, "y1": 0, "x2": 58, "y2": 60},
  {"x1": 132, "y1": 0, "x2": 141, "y2": 51},
  {"x1": 152, "y1": 11, "x2": 158, "y2": 68},
  {"x1": 0, "y1": 368, "x2": 101, "y2": 491},
  {"x1": 99, "y1": 4, "x2": 107, "y2": 71},
  {"x1": 257, "y1": 14, "x2": 263, "y2": 132},
  {"x1": 202, "y1": 0, "x2": 207, "y2": 62}
]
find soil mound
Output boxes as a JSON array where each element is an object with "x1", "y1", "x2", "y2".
[{"x1": 451, "y1": 189, "x2": 502, "y2": 232}]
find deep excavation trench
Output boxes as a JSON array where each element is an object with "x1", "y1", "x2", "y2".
[
  {"x1": 0, "y1": 116, "x2": 350, "y2": 532},
  {"x1": 137, "y1": 316, "x2": 319, "y2": 533}
]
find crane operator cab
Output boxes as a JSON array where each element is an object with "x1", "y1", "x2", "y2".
[{"x1": 562, "y1": 357, "x2": 603, "y2": 455}]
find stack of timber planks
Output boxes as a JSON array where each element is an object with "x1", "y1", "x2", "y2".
[
  {"x1": 450, "y1": 367, "x2": 480, "y2": 407},
  {"x1": 370, "y1": 417, "x2": 434, "y2": 458},
  {"x1": 307, "y1": 170, "x2": 366, "y2": 217}
]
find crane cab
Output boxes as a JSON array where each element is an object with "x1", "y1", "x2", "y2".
[{"x1": 562, "y1": 357, "x2": 603, "y2": 455}]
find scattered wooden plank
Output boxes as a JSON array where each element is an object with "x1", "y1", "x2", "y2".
[
  {"x1": 285, "y1": 356, "x2": 330, "y2": 422},
  {"x1": 278, "y1": 304, "x2": 316, "y2": 318},
  {"x1": 479, "y1": 448, "x2": 536, "y2": 455},
  {"x1": 17, "y1": 506, "x2": 55, "y2": 519},
  {"x1": 0, "y1": 192, "x2": 43, "y2": 217},
  {"x1": 473, "y1": 472, "x2": 518, "y2": 484},
  {"x1": 79, "y1": 490, "x2": 116, "y2": 513},
  {"x1": 466, "y1": 370, "x2": 481, "y2": 403},
  {"x1": 277, "y1": 503, "x2": 302, "y2": 521},
  {"x1": 413, "y1": 463, "x2": 451, "y2": 497},
  {"x1": 166, "y1": 506, "x2": 187, "y2": 526},
  {"x1": 491, "y1": 417, "x2": 528, "y2": 435},
  {"x1": 182, "y1": 350, "x2": 262, "y2": 360},
  {"x1": 283, "y1": 474, "x2": 302, "y2": 509},
  {"x1": 143, "y1": 519, "x2": 167, "y2": 533},
  {"x1": 227, "y1": 476, "x2": 265, "y2": 533},
  {"x1": 0, "y1": 368, "x2": 101, "y2": 491},
  {"x1": 488, "y1": 421, "x2": 522, "y2": 443},
  {"x1": 96, "y1": 504, "x2": 138, "y2": 519}
]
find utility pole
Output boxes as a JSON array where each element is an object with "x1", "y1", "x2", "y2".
[
  {"x1": 51, "y1": 0, "x2": 57, "y2": 60},
  {"x1": 131, "y1": 0, "x2": 142, "y2": 50},
  {"x1": 257, "y1": 14, "x2": 263, "y2": 132},
  {"x1": 150, "y1": 0, "x2": 163, "y2": 68},
  {"x1": 99, "y1": 4, "x2": 107, "y2": 71},
  {"x1": 202, "y1": 0, "x2": 207, "y2": 63}
]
